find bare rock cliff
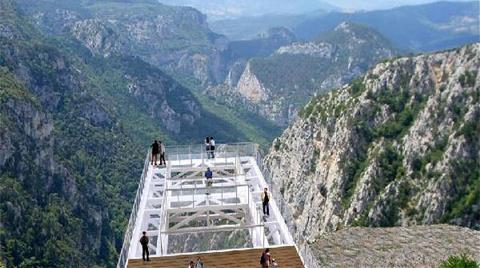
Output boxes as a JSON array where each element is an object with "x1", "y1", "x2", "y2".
[{"x1": 264, "y1": 44, "x2": 479, "y2": 244}]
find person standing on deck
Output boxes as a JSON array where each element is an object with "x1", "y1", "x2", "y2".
[
  {"x1": 205, "y1": 167, "x2": 213, "y2": 188},
  {"x1": 260, "y1": 248, "x2": 272, "y2": 268},
  {"x1": 159, "y1": 141, "x2": 166, "y2": 166},
  {"x1": 151, "y1": 140, "x2": 159, "y2": 165},
  {"x1": 205, "y1": 137, "x2": 211, "y2": 159},
  {"x1": 209, "y1": 137, "x2": 215, "y2": 159},
  {"x1": 195, "y1": 257, "x2": 204, "y2": 268},
  {"x1": 261, "y1": 188, "x2": 271, "y2": 217},
  {"x1": 140, "y1": 231, "x2": 150, "y2": 262}
]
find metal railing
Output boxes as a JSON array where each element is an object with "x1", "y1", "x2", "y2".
[
  {"x1": 117, "y1": 142, "x2": 319, "y2": 267},
  {"x1": 255, "y1": 150, "x2": 320, "y2": 268},
  {"x1": 164, "y1": 142, "x2": 258, "y2": 163},
  {"x1": 116, "y1": 150, "x2": 151, "y2": 268}
]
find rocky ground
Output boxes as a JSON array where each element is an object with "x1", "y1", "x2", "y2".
[{"x1": 311, "y1": 225, "x2": 480, "y2": 267}]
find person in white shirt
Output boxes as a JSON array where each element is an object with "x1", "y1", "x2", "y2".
[
  {"x1": 209, "y1": 137, "x2": 215, "y2": 159},
  {"x1": 205, "y1": 137, "x2": 211, "y2": 159},
  {"x1": 159, "y1": 141, "x2": 166, "y2": 166}
]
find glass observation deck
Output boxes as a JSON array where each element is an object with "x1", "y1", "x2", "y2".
[{"x1": 117, "y1": 143, "x2": 315, "y2": 268}]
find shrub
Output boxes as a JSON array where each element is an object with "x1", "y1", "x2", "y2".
[
  {"x1": 458, "y1": 70, "x2": 477, "y2": 88},
  {"x1": 438, "y1": 254, "x2": 479, "y2": 268}
]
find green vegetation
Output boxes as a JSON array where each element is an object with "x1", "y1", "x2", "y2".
[
  {"x1": 190, "y1": 91, "x2": 281, "y2": 150},
  {"x1": 412, "y1": 137, "x2": 448, "y2": 176},
  {"x1": 374, "y1": 145, "x2": 404, "y2": 193},
  {"x1": 458, "y1": 70, "x2": 477, "y2": 88},
  {"x1": 351, "y1": 211, "x2": 370, "y2": 227},
  {"x1": 439, "y1": 254, "x2": 480, "y2": 268},
  {"x1": 0, "y1": 68, "x2": 38, "y2": 106},
  {"x1": 341, "y1": 151, "x2": 370, "y2": 209},
  {"x1": 442, "y1": 164, "x2": 480, "y2": 223},
  {"x1": 349, "y1": 79, "x2": 366, "y2": 97}
]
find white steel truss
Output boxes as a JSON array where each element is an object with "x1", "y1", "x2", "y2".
[{"x1": 127, "y1": 143, "x2": 295, "y2": 262}]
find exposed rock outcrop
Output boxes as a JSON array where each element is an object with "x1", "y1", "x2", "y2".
[
  {"x1": 236, "y1": 62, "x2": 268, "y2": 103},
  {"x1": 208, "y1": 22, "x2": 396, "y2": 126},
  {"x1": 264, "y1": 44, "x2": 479, "y2": 246},
  {"x1": 17, "y1": 0, "x2": 229, "y2": 85}
]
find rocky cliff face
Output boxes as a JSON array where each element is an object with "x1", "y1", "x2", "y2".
[
  {"x1": 208, "y1": 22, "x2": 396, "y2": 126},
  {"x1": 235, "y1": 62, "x2": 269, "y2": 103},
  {"x1": 17, "y1": 0, "x2": 229, "y2": 85},
  {"x1": 263, "y1": 44, "x2": 479, "y2": 245}
]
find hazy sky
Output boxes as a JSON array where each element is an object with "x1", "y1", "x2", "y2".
[
  {"x1": 326, "y1": 0, "x2": 474, "y2": 11},
  {"x1": 158, "y1": 0, "x2": 476, "y2": 20}
]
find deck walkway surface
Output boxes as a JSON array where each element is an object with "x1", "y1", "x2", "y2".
[{"x1": 128, "y1": 245, "x2": 303, "y2": 268}]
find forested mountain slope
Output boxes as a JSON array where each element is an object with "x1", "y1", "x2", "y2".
[
  {"x1": 208, "y1": 22, "x2": 395, "y2": 126},
  {"x1": 0, "y1": 0, "x2": 277, "y2": 267}
]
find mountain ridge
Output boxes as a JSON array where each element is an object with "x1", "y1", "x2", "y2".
[
  {"x1": 207, "y1": 21, "x2": 396, "y2": 126},
  {"x1": 264, "y1": 43, "x2": 479, "y2": 245}
]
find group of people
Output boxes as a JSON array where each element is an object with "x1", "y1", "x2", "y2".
[
  {"x1": 143, "y1": 138, "x2": 278, "y2": 267},
  {"x1": 188, "y1": 257, "x2": 204, "y2": 268},
  {"x1": 205, "y1": 137, "x2": 216, "y2": 159},
  {"x1": 140, "y1": 231, "x2": 278, "y2": 267},
  {"x1": 150, "y1": 140, "x2": 166, "y2": 166}
]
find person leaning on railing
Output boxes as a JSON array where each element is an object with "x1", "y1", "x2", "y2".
[
  {"x1": 150, "y1": 140, "x2": 159, "y2": 165},
  {"x1": 159, "y1": 140, "x2": 166, "y2": 166}
]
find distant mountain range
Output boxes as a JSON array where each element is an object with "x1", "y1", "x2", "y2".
[
  {"x1": 157, "y1": 0, "x2": 338, "y2": 20},
  {"x1": 294, "y1": 1, "x2": 479, "y2": 52},
  {"x1": 212, "y1": 1, "x2": 479, "y2": 52}
]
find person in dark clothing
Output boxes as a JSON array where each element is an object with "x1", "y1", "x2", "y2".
[
  {"x1": 151, "y1": 140, "x2": 159, "y2": 165},
  {"x1": 205, "y1": 167, "x2": 213, "y2": 188},
  {"x1": 205, "y1": 137, "x2": 211, "y2": 159},
  {"x1": 260, "y1": 248, "x2": 271, "y2": 268},
  {"x1": 140, "y1": 231, "x2": 150, "y2": 261},
  {"x1": 159, "y1": 141, "x2": 166, "y2": 166},
  {"x1": 261, "y1": 188, "x2": 270, "y2": 216},
  {"x1": 209, "y1": 137, "x2": 215, "y2": 159}
]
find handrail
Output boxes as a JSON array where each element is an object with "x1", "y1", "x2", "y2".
[
  {"x1": 117, "y1": 142, "x2": 318, "y2": 267},
  {"x1": 116, "y1": 150, "x2": 151, "y2": 268}
]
